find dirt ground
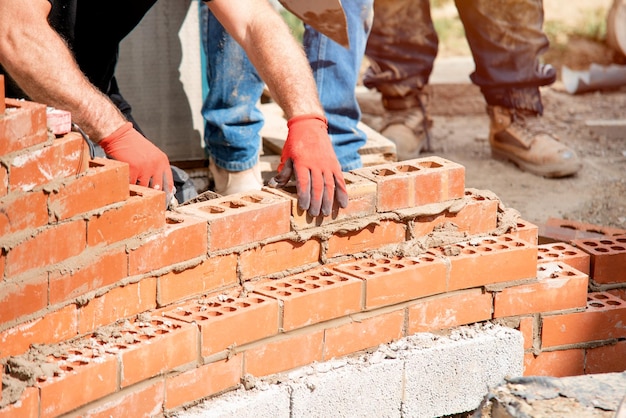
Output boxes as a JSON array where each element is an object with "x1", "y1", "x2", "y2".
[{"x1": 360, "y1": 0, "x2": 626, "y2": 231}]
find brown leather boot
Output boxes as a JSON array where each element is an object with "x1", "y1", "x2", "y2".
[
  {"x1": 380, "y1": 90, "x2": 433, "y2": 161},
  {"x1": 487, "y1": 106, "x2": 582, "y2": 178}
]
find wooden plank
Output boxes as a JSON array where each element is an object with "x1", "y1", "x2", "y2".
[{"x1": 259, "y1": 102, "x2": 397, "y2": 160}]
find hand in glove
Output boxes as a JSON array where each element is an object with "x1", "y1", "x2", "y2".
[
  {"x1": 99, "y1": 122, "x2": 175, "y2": 207},
  {"x1": 270, "y1": 114, "x2": 348, "y2": 217}
]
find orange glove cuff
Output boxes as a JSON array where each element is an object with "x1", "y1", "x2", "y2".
[
  {"x1": 99, "y1": 122, "x2": 133, "y2": 148},
  {"x1": 287, "y1": 114, "x2": 328, "y2": 129}
]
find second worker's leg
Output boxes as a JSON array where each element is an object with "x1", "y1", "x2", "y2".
[
  {"x1": 457, "y1": 0, "x2": 581, "y2": 177},
  {"x1": 363, "y1": 0, "x2": 437, "y2": 161}
]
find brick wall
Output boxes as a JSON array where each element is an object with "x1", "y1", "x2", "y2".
[{"x1": 1, "y1": 88, "x2": 626, "y2": 417}]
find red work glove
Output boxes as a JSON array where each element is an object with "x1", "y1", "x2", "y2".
[
  {"x1": 270, "y1": 114, "x2": 348, "y2": 217},
  {"x1": 99, "y1": 122, "x2": 175, "y2": 207}
]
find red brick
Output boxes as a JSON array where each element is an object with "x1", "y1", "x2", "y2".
[
  {"x1": 157, "y1": 253, "x2": 238, "y2": 305},
  {"x1": 585, "y1": 340, "x2": 626, "y2": 374},
  {"x1": 176, "y1": 190, "x2": 291, "y2": 251},
  {"x1": 0, "y1": 165, "x2": 7, "y2": 198},
  {"x1": 323, "y1": 310, "x2": 404, "y2": 360},
  {"x1": 128, "y1": 213, "x2": 207, "y2": 275},
  {"x1": 608, "y1": 288, "x2": 626, "y2": 301},
  {"x1": 48, "y1": 158, "x2": 129, "y2": 220},
  {"x1": 331, "y1": 254, "x2": 447, "y2": 309},
  {"x1": 0, "y1": 98, "x2": 48, "y2": 157},
  {"x1": 49, "y1": 246, "x2": 127, "y2": 305},
  {"x1": 162, "y1": 289, "x2": 280, "y2": 357},
  {"x1": 351, "y1": 156, "x2": 465, "y2": 212},
  {"x1": 253, "y1": 267, "x2": 362, "y2": 331},
  {"x1": 9, "y1": 132, "x2": 89, "y2": 192},
  {"x1": 165, "y1": 355, "x2": 242, "y2": 410},
  {"x1": 408, "y1": 288, "x2": 493, "y2": 333},
  {"x1": 537, "y1": 242, "x2": 590, "y2": 276},
  {"x1": 326, "y1": 219, "x2": 407, "y2": 258},
  {"x1": 239, "y1": 238, "x2": 321, "y2": 280},
  {"x1": 36, "y1": 348, "x2": 118, "y2": 418},
  {"x1": 6, "y1": 219, "x2": 86, "y2": 277},
  {"x1": 263, "y1": 171, "x2": 378, "y2": 230},
  {"x1": 0, "y1": 273, "x2": 48, "y2": 324},
  {"x1": 541, "y1": 292, "x2": 626, "y2": 347},
  {"x1": 78, "y1": 381, "x2": 165, "y2": 418},
  {"x1": 512, "y1": 218, "x2": 539, "y2": 246},
  {"x1": 572, "y1": 236, "x2": 626, "y2": 284},
  {"x1": 244, "y1": 331, "x2": 324, "y2": 376},
  {"x1": 114, "y1": 317, "x2": 198, "y2": 388},
  {"x1": 78, "y1": 278, "x2": 156, "y2": 334},
  {"x1": 0, "y1": 189, "x2": 48, "y2": 237},
  {"x1": 398, "y1": 191, "x2": 499, "y2": 238},
  {"x1": 544, "y1": 217, "x2": 626, "y2": 239},
  {"x1": 87, "y1": 184, "x2": 165, "y2": 247},
  {"x1": 523, "y1": 349, "x2": 584, "y2": 377},
  {"x1": 518, "y1": 316, "x2": 535, "y2": 350},
  {"x1": 0, "y1": 74, "x2": 4, "y2": 113},
  {"x1": 0, "y1": 387, "x2": 38, "y2": 418},
  {"x1": 428, "y1": 234, "x2": 538, "y2": 291},
  {"x1": 494, "y1": 261, "x2": 588, "y2": 318},
  {"x1": 0, "y1": 305, "x2": 78, "y2": 358}
]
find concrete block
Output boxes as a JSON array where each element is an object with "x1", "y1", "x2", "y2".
[
  {"x1": 288, "y1": 358, "x2": 404, "y2": 418},
  {"x1": 402, "y1": 325, "x2": 524, "y2": 417},
  {"x1": 177, "y1": 324, "x2": 524, "y2": 418},
  {"x1": 179, "y1": 384, "x2": 291, "y2": 418}
]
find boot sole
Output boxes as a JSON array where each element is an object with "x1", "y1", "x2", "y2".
[{"x1": 491, "y1": 148, "x2": 582, "y2": 178}]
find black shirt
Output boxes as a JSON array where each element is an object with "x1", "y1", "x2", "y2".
[{"x1": 2, "y1": 0, "x2": 157, "y2": 98}]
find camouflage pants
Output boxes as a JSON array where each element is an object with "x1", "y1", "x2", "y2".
[{"x1": 363, "y1": 0, "x2": 555, "y2": 114}]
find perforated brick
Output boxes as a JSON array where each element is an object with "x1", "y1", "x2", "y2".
[
  {"x1": 332, "y1": 254, "x2": 447, "y2": 309},
  {"x1": 253, "y1": 268, "x2": 363, "y2": 331},
  {"x1": 572, "y1": 236, "x2": 626, "y2": 284},
  {"x1": 350, "y1": 156, "x2": 465, "y2": 212},
  {"x1": 162, "y1": 289, "x2": 280, "y2": 356},
  {"x1": 537, "y1": 242, "x2": 590, "y2": 275}
]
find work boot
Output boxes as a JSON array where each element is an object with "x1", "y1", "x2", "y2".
[
  {"x1": 380, "y1": 90, "x2": 433, "y2": 161},
  {"x1": 209, "y1": 158, "x2": 263, "y2": 196},
  {"x1": 487, "y1": 106, "x2": 582, "y2": 178}
]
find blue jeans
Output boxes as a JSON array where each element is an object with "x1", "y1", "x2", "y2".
[{"x1": 200, "y1": 1, "x2": 373, "y2": 172}]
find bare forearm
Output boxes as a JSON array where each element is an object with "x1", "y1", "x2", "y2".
[
  {"x1": 0, "y1": 17, "x2": 125, "y2": 141},
  {"x1": 207, "y1": 0, "x2": 324, "y2": 119}
]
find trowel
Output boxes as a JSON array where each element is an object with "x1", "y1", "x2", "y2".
[{"x1": 278, "y1": 0, "x2": 350, "y2": 48}]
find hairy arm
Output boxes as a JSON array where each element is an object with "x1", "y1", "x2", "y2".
[
  {"x1": 206, "y1": 0, "x2": 323, "y2": 119},
  {"x1": 0, "y1": 0, "x2": 126, "y2": 141}
]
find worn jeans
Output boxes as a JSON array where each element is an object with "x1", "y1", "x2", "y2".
[
  {"x1": 363, "y1": 0, "x2": 555, "y2": 114},
  {"x1": 200, "y1": 0, "x2": 373, "y2": 172}
]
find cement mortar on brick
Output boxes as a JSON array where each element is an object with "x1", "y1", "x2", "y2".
[{"x1": 172, "y1": 323, "x2": 523, "y2": 418}]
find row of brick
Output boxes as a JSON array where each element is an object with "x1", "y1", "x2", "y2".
[
  {"x1": 3, "y1": 90, "x2": 626, "y2": 417},
  {"x1": 540, "y1": 217, "x2": 626, "y2": 285},
  {"x1": 0, "y1": 242, "x2": 591, "y2": 417},
  {"x1": 0, "y1": 132, "x2": 502, "y2": 350}
]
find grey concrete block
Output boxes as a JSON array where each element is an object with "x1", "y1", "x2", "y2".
[
  {"x1": 176, "y1": 384, "x2": 291, "y2": 418},
  {"x1": 288, "y1": 358, "x2": 404, "y2": 418},
  {"x1": 401, "y1": 324, "x2": 524, "y2": 417},
  {"x1": 175, "y1": 324, "x2": 523, "y2": 418}
]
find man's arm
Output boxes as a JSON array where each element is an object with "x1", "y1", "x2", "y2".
[
  {"x1": 0, "y1": 0, "x2": 122, "y2": 139},
  {"x1": 206, "y1": 0, "x2": 321, "y2": 119},
  {"x1": 206, "y1": 0, "x2": 348, "y2": 216},
  {"x1": 0, "y1": 0, "x2": 174, "y2": 201}
]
